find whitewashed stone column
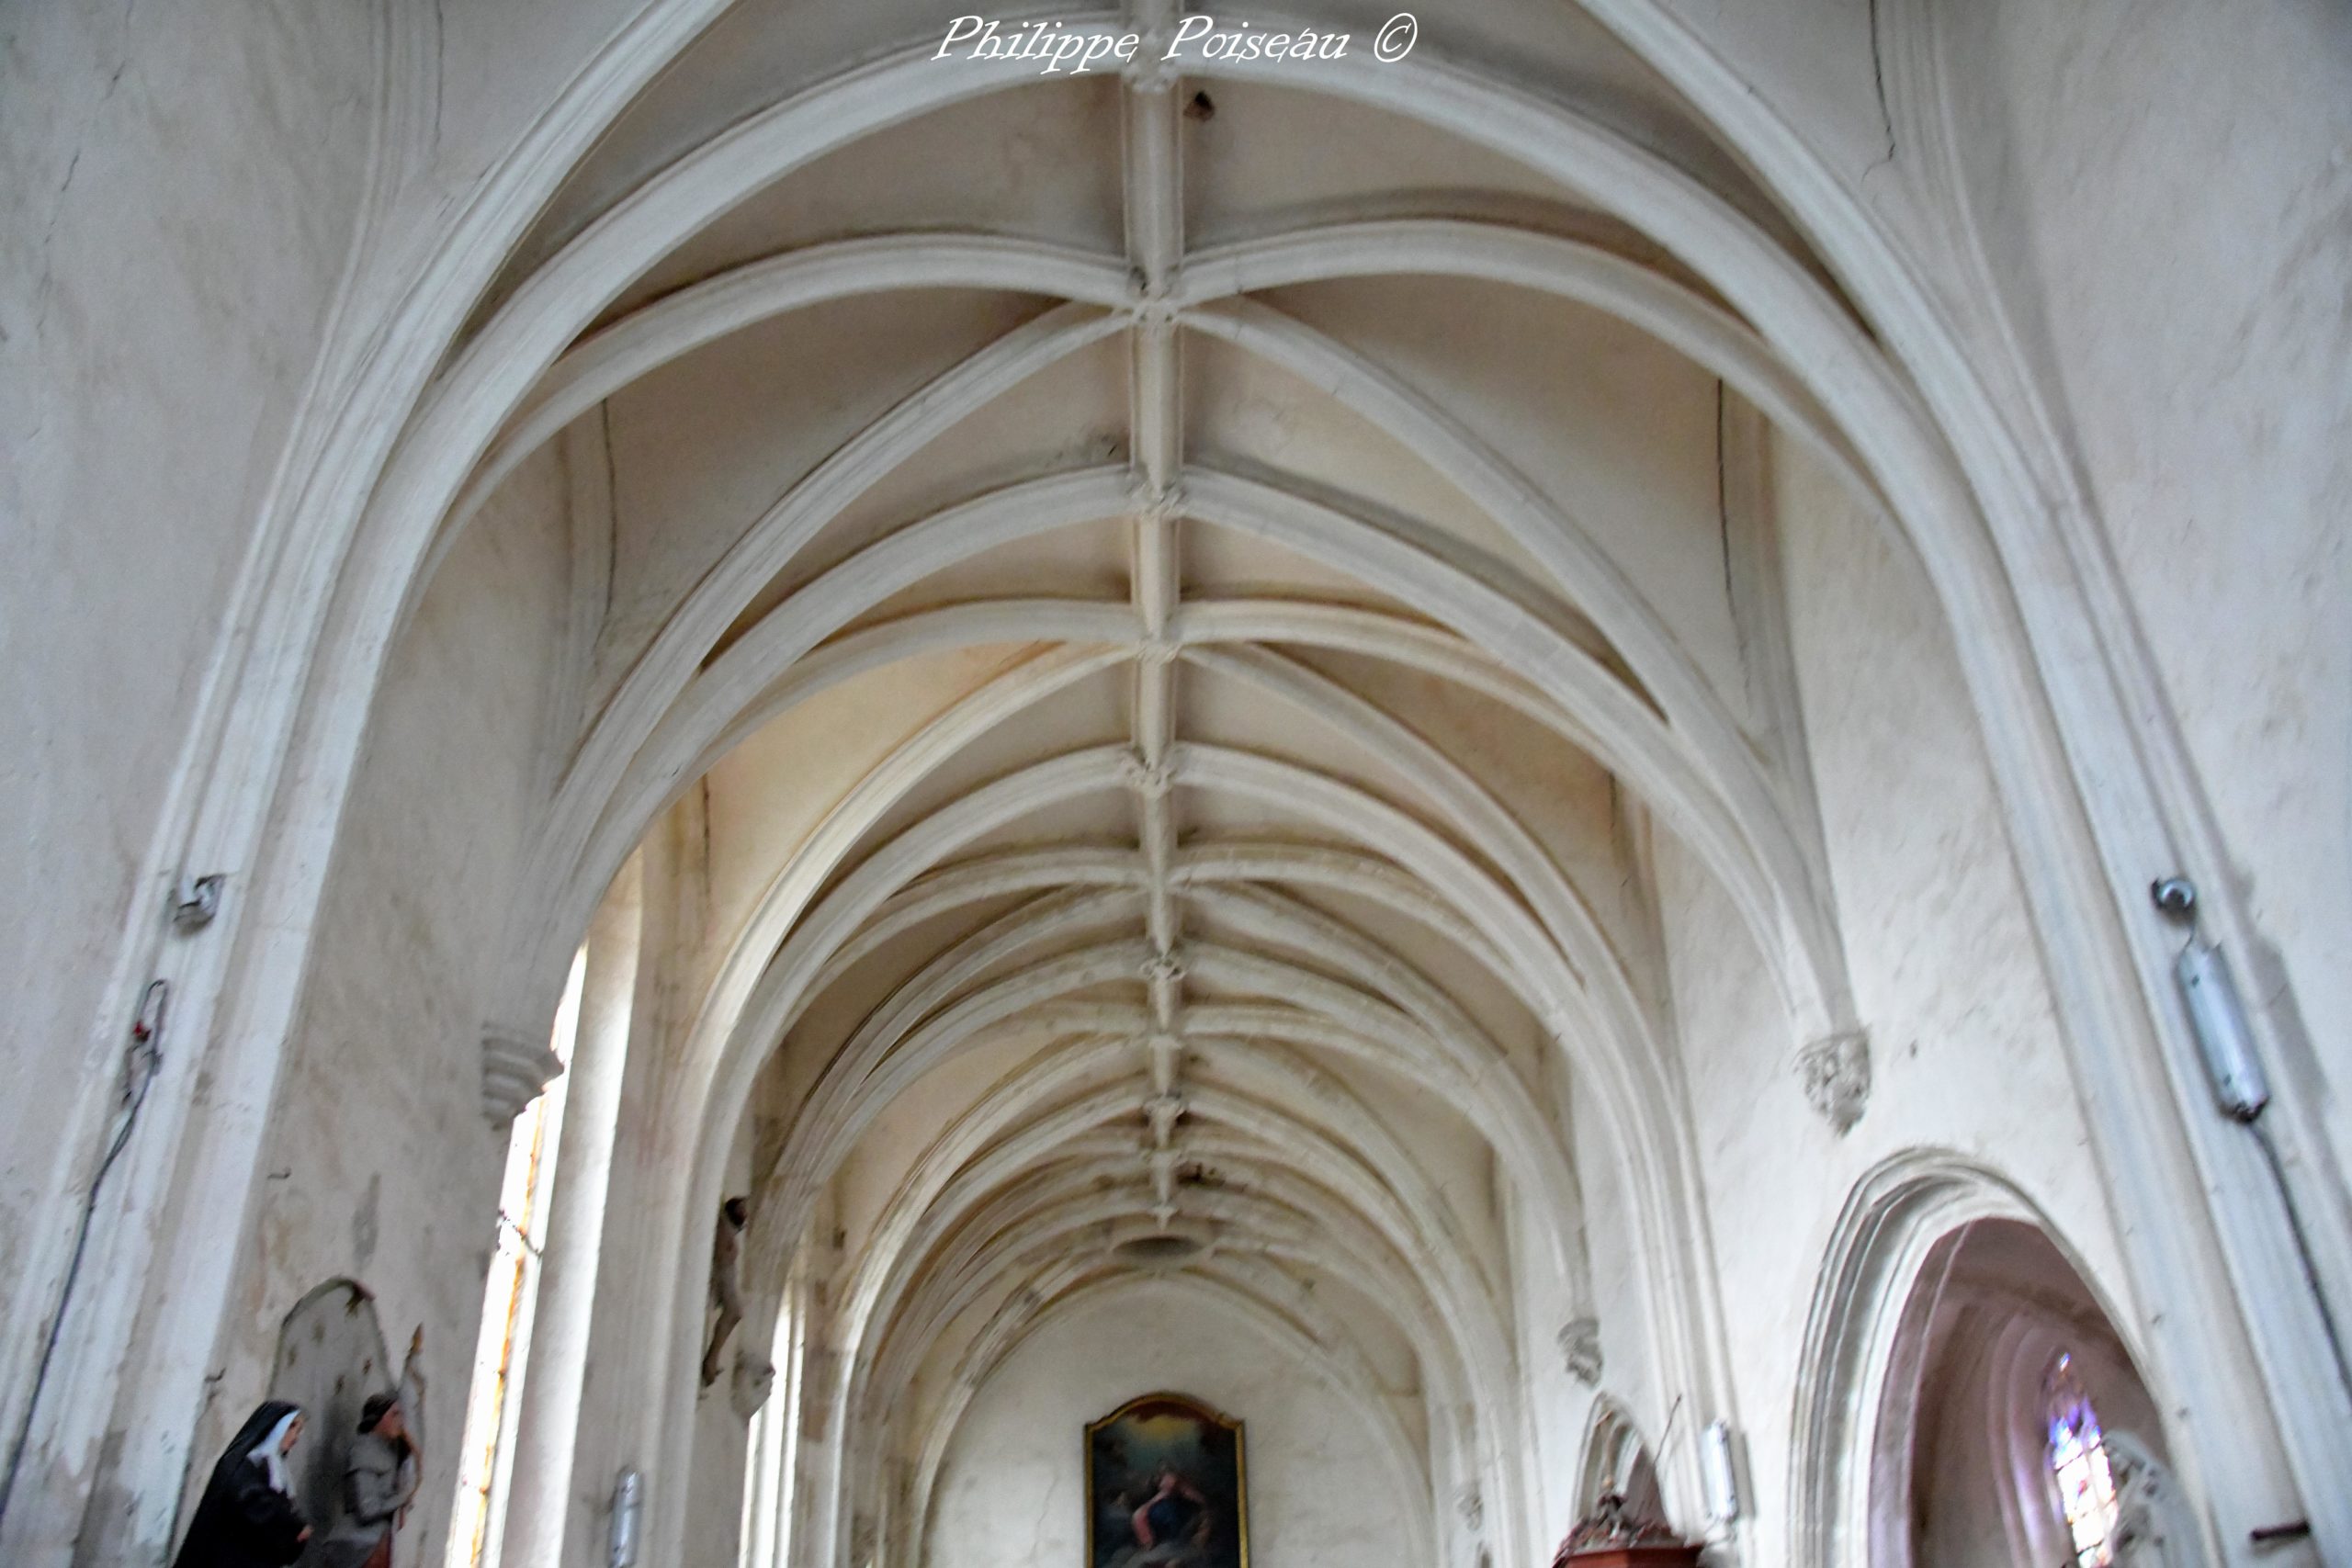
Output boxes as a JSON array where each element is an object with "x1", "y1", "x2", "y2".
[{"x1": 498, "y1": 860, "x2": 643, "y2": 1568}]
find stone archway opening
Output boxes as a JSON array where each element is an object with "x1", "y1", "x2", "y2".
[{"x1": 1871, "y1": 1218, "x2": 2184, "y2": 1568}]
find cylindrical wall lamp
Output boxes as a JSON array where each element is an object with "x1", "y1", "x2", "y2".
[
  {"x1": 1699, "y1": 1420, "x2": 1741, "y2": 1523},
  {"x1": 2173, "y1": 937, "x2": 2270, "y2": 1120},
  {"x1": 609, "y1": 1468, "x2": 643, "y2": 1568}
]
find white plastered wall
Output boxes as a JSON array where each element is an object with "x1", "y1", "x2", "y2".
[
  {"x1": 186, "y1": 439, "x2": 576, "y2": 1551},
  {"x1": 0, "y1": 3, "x2": 707, "y2": 1553},
  {"x1": 0, "y1": 0, "x2": 374, "y2": 1379},
  {"x1": 1650, "y1": 431, "x2": 2138, "y2": 1562},
  {"x1": 1929, "y1": 0, "x2": 2352, "y2": 1174}
]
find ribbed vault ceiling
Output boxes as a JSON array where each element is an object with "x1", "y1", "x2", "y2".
[{"x1": 437, "y1": 7, "x2": 1880, "y2": 1562}]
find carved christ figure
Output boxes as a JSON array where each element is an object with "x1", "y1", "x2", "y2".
[{"x1": 702, "y1": 1196, "x2": 750, "y2": 1387}]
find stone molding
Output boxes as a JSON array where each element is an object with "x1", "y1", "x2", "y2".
[{"x1": 481, "y1": 1023, "x2": 564, "y2": 1130}]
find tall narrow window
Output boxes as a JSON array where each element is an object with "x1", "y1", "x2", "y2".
[
  {"x1": 447, "y1": 950, "x2": 586, "y2": 1568},
  {"x1": 2044, "y1": 1353, "x2": 2120, "y2": 1568},
  {"x1": 739, "y1": 1266, "x2": 808, "y2": 1568}
]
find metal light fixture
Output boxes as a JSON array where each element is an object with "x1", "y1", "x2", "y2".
[
  {"x1": 2152, "y1": 877, "x2": 2270, "y2": 1120},
  {"x1": 609, "y1": 1469, "x2": 643, "y2": 1568},
  {"x1": 2174, "y1": 938, "x2": 2270, "y2": 1120},
  {"x1": 1699, "y1": 1420, "x2": 1741, "y2": 1523}
]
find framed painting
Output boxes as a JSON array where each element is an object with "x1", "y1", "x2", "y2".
[{"x1": 1086, "y1": 1393, "x2": 1248, "y2": 1568}]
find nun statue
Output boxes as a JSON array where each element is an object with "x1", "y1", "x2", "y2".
[
  {"x1": 319, "y1": 1392, "x2": 422, "y2": 1568},
  {"x1": 173, "y1": 1400, "x2": 312, "y2": 1568}
]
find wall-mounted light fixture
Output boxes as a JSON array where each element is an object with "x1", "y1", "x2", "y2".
[
  {"x1": 2152, "y1": 876, "x2": 2270, "y2": 1119},
  {"x1": 1699, "y1": 1420, "x2": 1741, "y2": 1523},
  {"x1": 609, "y1": 1468, "x2": 643, "y2": 1568},
  {"x1": 2152, "y1": 874, "x2": 2352, "y2": 1409},
  {"x1": 2173, "y1": 938, "x2": 2270, "y2": 1120}
]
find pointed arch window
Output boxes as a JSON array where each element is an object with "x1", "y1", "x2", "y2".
[{"x1": 2044, "y1": 1353, "x2": 2120, "y2": 1568}]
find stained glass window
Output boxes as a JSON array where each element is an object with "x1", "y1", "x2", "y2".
[{"x1": 2045, "y1": 1353, "x2": 2120, "y2": 1568}]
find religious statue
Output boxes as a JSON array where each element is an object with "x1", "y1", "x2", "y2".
[
  {"x1": 702, "y1": 1195, "x2": 750, "y2": 1387},
  {"x1": 2105, "y1": 1430, "x2": 2208, "y2": 1568},
  {"x1": 317, "y1": 1392, "x2": 420, "y2": 1568}
]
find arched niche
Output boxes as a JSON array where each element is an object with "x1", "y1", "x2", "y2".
[
  {"x1": 1870, "y1": 1218, "x2": 2181, "y2": 1568},
  {"x1": 1788, "y1": 1152, "x2": 2205, "y2": 1568},
  {"x1": 268, "y1": 1279, "x2": 394, "y2": 1559},
  {"x1": 1574, "y1": 1397, "x2": 1664, "y2": 1524}
]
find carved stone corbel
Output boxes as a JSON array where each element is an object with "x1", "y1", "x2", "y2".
[
  {"x1": 1798, "y1": 1030, "x2": 1871, "y2": 1134},
  {"x1": 1558, "y1": 1315, "x2": 1604, "y2": 1387},
  {"x1": 481, "y1": 1023, "x2": 564, "y2": 1130},
  {"x1": 730, "y1": 1352, "x2": 776, "y2": 1420}
]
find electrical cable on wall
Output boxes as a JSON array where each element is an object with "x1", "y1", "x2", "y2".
[
  {"x1": 2245, "y1": 1118, "x2": 2352, "y2": 1404},
  {"x1": 0, "y1": 979, "x2": 170, "y2": 1531}
]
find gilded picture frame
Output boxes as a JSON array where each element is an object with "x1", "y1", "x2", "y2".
[{"x1": 1085, "y1": 1392, "x2": 1249, "y2": 1568}]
